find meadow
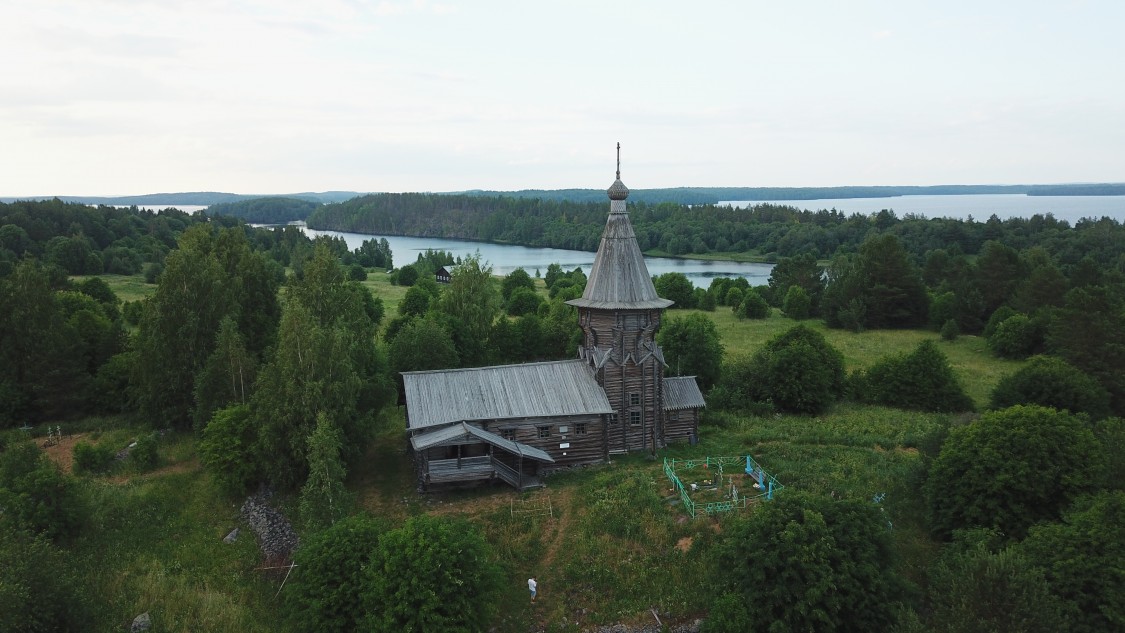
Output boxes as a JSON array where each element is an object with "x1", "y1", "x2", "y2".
[{"x1": 61, "y1": 271, "x2": 1022, "y2": 631}]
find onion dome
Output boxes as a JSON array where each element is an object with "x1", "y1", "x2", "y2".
[{"x1": 607, "y1": 178, "x2": 630, "y2": 201}]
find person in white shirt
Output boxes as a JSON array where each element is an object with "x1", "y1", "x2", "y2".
[{"x1": 528, "y1": 577, "x2": 538, "y2": 603}]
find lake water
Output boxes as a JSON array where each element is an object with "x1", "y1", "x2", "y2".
[
  {"x1": 720, "y1": 194, "x2": 1125, "y2": 224},
  {"x1": 298, "y1": 225, "x2": 774, "y2": 288}
]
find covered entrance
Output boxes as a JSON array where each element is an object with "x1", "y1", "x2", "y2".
[{"x1": 410, "y1": 422, "x2": 555, "y2": 492}]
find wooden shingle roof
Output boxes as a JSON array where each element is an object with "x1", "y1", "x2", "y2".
[
  {"x1": 567, "y1": 200, "x2": 673, "y2": 311},
  {"x1": 663, "y1": 376, "x2": 706, "y2": 410},
  {"x1": 402, "y1": 359, "x2": 614, "y2": 430}
]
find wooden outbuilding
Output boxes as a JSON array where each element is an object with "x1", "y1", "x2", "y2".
[{"x1": 662, "y1": 376, "x2": 706, "y2": 444}]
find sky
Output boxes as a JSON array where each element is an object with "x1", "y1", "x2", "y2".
[{"x1": 2, "y1": 1, "x2": 1124, "y2": 196}]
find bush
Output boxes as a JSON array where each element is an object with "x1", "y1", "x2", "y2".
[
  {"x1": 990, "y1": 355, "x2": 1111, "y2": 420},
  {"x1": 122, "y1": 300, "x2": 144, "y2": 326},
  {"x1": 347, "y1": 263, "x2": 368, "y2": 281},
  {"x1": 506, "y1": 286, "x2": 542, "y2": 317},
  {"x1": 734, "y1": 288, "x2": 769, "y2": 319},
  {"x1": 724, "y1": 286, "x2": 743, "y2": 308},
  {"x1": 199, "y1": 404, "x2": 261, "y2": 496},
  {"x1": 929, "y1": 291, "x2": 958, "y2": 330},
  {"x1": 0, "y1": 527, "x2": 90, "y2": 632},
  {"x1": 923, "y1": 534, "x2": 1066, "y2": 632},
  {"x1": 714, "y1": 491, "x2": 902, "y2": 632},
  {"x1": 365, "y1": 514, "x2": 503, "y2": 632},
  {"x1": 393, "y1": 264, "x2": 419, "y2": 287},
  {"x1": 710, "y1": 355, "x2": 765, "y2": 413},
  {"x1": 702, "y1": 593, "x2": 754, "y2": 633},
  {"x1": 287, "y1": 515, "x2": 386, "y2": 633},
  {"x1": 856, "y1": 340, "x2": 974, "y2": 412},
  {"x1": 500, "y1": 267, "x2": 535, "y2": 302},
  {"x1": 782, "y1": 285, "x2": 811, "y2": 320},
  {"x1": 1017, "y1": 491, "x2": 1125, "y2": 633},
  {"x1": 0, "y1": 440, "x2": 82, "y2": 540},
  {"x1": 749, "y1": 325, "x2": 845, "y2": 414},
  {"x1": 988, "y1": 313, "x2": 1042, "y2": 359},
  {"x1": 654, "y1": 272, "x2": 696, "y2": 308},
  {"x1": 72, "y1": 441, "x2": 115, "y2": 475},
  {"x1": 128, "y1": 432, "x2": 160, "y2": 472},
  {"x1": 143, "y1": 262, "x2": 163, "y2": 284},
  {"x1": 940, "y1": 318, "x2": 959, "y2": 341},
  {"x1": 983, "y1": 306, "x2": 1018, "y2": 339},
  {"x1": 927, "y1": 405, "x2": 1106, "y2": 540}
]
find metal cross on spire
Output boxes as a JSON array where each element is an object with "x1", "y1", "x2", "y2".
[{"x1": 616, "y1": 142, "x2": 621, "y2": 180}]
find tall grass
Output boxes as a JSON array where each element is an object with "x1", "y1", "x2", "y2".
[
  {"x1": 699, "y1": 307, "x2": 1024, "y2": 408},
  {"x1": 69, "y1": 441, "x2": 284, "y2": 633}
]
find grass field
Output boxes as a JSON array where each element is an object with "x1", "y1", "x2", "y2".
[{"x1": 697, "y1": 306, "x2": 1023, "y2": 408}]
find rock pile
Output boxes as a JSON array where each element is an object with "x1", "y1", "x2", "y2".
[{"x1": 240, "y1": 488, "x2": 299, "y2": 561}]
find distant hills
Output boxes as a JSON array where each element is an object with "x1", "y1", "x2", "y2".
[{"x1": 3, "y1": 183, "x2": 1123, "y2": 208}]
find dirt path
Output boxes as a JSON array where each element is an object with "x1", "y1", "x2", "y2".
[
  {"x1": 538, "y1": 488, "x2": 575, "y2": 572},
  {"x1": 38, "y1": 432, "x2": 199, "y2": 482}
]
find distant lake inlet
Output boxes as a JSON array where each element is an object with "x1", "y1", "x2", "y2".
[{"x1": 298, "y1": 225, "x2": 774, "y2": 288}]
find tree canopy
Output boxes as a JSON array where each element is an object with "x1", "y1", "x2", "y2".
[
  {"x1": 712, "y1": 491, "x2": 902, "y2": 633},
  {"x1": 927, "y1": 405, "x2": 1107, "y2": 540},
  {"x1": 657, "y1": 312, "x2": 723, "y2": 391},
  {"x1": 364, "y1": 514, "x2": 502, "y2": 633},
  {"x1": 990, "y1": 355, "x2": 1111, "y2": 420},
  {"x1": 1017, "y1": 491, "x2": 1125, "y2": 633},
  {"x1": 747, "y1": 325, "x2": 845, "y2": 414},
  {"x1": 854, "y1": 340, "x2": 974, "y2": 413}
]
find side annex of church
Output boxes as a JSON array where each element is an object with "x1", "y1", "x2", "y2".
[{"x1": 402, "y1": 149, "x2": 705, "y2": 491}]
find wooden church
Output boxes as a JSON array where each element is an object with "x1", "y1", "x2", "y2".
[{"x1": 403, "y1": 149, "x2": 706, "y2": 491}]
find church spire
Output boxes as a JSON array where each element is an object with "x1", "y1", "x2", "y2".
[
  {"x1": 607, "y1": 142, "x2": 630, "y2": 203},
  {"x1": 568, "y1": 144, "x2": 670, "y2": 309}
]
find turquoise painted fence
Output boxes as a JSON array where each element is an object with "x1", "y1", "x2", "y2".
[{"x1": 663, "y1": 455, "x2": 784, "y2": 519}]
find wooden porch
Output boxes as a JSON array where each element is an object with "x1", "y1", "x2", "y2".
[{"x1": 424, "y1": 455, "x2": 543, "y2": 491}]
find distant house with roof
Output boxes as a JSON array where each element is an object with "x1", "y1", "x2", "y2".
[
  {"x1": 435, "y1": 265, "x2": 453, "y2": 284},
  {"x1": 402, "y1": 148, "x2": 705, "y2": 491}
]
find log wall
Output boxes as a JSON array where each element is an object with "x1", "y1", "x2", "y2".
[
  {"x1": 580, "y1": 308, "x2": 666, "y2": 453},
  {"x1": 485, "y1": 413, "x2": 606, "y2": 466}
]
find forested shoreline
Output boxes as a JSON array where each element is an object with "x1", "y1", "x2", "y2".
[{"x1": 306, "y1": 191, "x2": 1125, "y2": 263}]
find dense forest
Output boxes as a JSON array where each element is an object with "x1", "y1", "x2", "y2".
[
  {"x1": 2, "y1": 198, "x2": 1123, "y2": 632},
  {"x1": 307, "y1": 191, "x2": 1125, "y2": 264},
  {"x1": 465, "y1": 182, "x2": 1125, "y2": 205},
  {"x1": 206, "y1": 197, "x2": 321, "y2": 224}
]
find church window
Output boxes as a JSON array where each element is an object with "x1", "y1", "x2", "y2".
[
  {"x1": 630, "y1": 411, "x2": 641, "y2": 426},
  {"x1": 575, "y1": 423, "x2": 588, "y2": 435},
  {"x1": 629, "y1": 392, "x2": 640, "y2": 407},
  {"x1": 500, "y1": 428, "x2": 515, "y2": 441},
  {"x1": 537, "y1": 426, "x2": 550, "y2": 439}
]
